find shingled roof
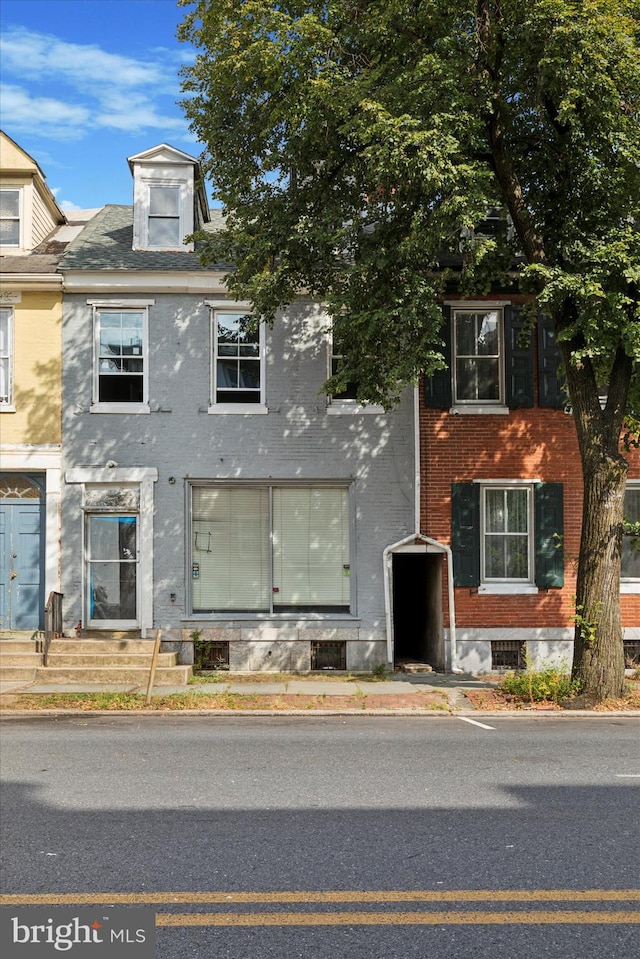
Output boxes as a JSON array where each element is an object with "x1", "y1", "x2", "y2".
[{"x1": 60, "y1": 205, "x2": 230, "y2": 273}]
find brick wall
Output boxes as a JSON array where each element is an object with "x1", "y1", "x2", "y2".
[{"x1": 420, "y1": 404, "x2": 640, "y2": 631}]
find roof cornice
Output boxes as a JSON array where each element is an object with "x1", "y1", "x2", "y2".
[
  {"x1": 62, "y1": 270, "x2": 228, "y2": 296},
  {"x1": 0, "y1": 274, "x2": 63, "y2": 291}
]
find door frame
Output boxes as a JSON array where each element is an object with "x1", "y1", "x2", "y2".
[
  {"x1": 0, "y1": 474, "x2": 45, "y2": 630},
  {"x1": 65, "y1": 468, "x2": 158, "y2": 637},
  {"x1": 383, "y1": 533, "x2": 459, "y2": 672}
]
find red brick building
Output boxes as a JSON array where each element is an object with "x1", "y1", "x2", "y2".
[{"x1": 393, "y1": 294, "x2": 640, "y2": 674}]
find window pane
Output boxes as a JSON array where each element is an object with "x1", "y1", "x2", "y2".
[
  {"x1": 475, "y1": 358, "x2": 500, "y2": 400},
  {"x1": 506, "y1": 489, "x2": 528, "y2": 532},
  {"x1": 0, "y1": 190, "x2": 20, "y2": 217},
  {"x1": 485, "y1": 489, "x2": 505, "y2": 532},
  {"x1": 149, "y1": 186, "x2": 180, "y2": 216},
  {"x1": 476, "y1": 312, "x2": 499, "y2": 355},
  {"x1": 148, "y1": 217, "x2": 181, "y2": 247},
  {"x1": 272, "y1": 488, "x2": 350, "y2": 608},
  {"x1": 192, "y1": 488, "x2": 269, "y2": 611},
  {"x1": 622, "y1": 489, "x2": 640, "y2": 579},
  {"x1": 455, "y1": 314, "x2": 477, "y2": 356},
  {"x1": 0, "y1": 221, "x2": 19, "y2": 245}
]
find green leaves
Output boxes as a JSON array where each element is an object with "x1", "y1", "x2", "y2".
[{"x1": 179, "y1": 0, "x2": 639, "y2": 416}]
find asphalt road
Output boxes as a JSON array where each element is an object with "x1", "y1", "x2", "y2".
[{"x1": 1, "y1": 715, "x2": 639, "y2": 958}]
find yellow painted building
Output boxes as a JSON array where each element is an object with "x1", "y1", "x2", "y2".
[{"x1": 0, "y1": 131, "x2": 66, "y2": 631}]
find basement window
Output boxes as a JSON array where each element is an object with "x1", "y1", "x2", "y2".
[
  {"x1": 310, "y1": 640, "x2": 346, "y2": 671},
  {"x1": 491, "y1": 640, "x2": 525, "y2": 671}
]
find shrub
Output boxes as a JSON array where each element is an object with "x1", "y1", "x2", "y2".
[{"x1": 499, "y1": 665, "x2": 582, "y2": 704}]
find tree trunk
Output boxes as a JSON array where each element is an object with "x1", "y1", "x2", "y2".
[{"x1": 559, "y1": 327, "x2": 630, "y2": 701}]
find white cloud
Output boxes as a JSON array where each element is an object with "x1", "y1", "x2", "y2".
[
  {"x1": 0, "y1": 84, "x2": 90, "y2": 138},
  {"x1": 0, "y1": 26, "x2": 173, "y2": 91},
  {"x1": 0, "y1": 26, "x2": 188, "y2": 139}
]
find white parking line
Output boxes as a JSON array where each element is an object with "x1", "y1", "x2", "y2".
[
  {"x1": 458, "y1": 717, "x2": 495, "y2": 730},
  {"x1": 615, "y1": 774, "x2": 640, "y2": 778}
]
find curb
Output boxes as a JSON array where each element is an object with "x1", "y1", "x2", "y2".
[{"x1": 1, "y1": 708, "x2": 639, "y2": 719}]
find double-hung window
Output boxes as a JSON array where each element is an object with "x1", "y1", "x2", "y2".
[
  {"x1": 191, "y1": 484, "x2": 351, "y2": 614},
  {"x1": 91, "y1": 304, "x2": 150, "y2": 412},
  {"x1": 210, "y1": 310, "x2": 265, "y2": 410},
  {"x1": 481, "y1": 486, "x2": 532, "y2": 583},
  {"x1": 622, "y1": 484, "x2": 640, "y2": 591},
  {"x1": 453, "y1": 309, "x2": 503, "y2": 404},
  {"x1": 147, "y1": 184, "x2": 181, "y2": 248},
  {"x1": 0, "y1": 306, "x2": 13, "y2": 405},
  {"x1": 452, "y1": 481, "x2": 564, "y2": 592},
  {"x1": 0, "y1": 189, "x2": 20, "y2": 247},
  {"x1": 425, "y1": 303, "x2": 566, "y2": 411}
]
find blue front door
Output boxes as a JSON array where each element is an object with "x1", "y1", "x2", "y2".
[{"x1": 0, "y1": 481, "x2": 44, "y2": 631}]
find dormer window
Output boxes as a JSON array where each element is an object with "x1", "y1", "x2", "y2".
[
  {"x1": 0, "y1": 189, "x2": 20, "y2": 247},
  {"x1": 128, "y1": 143, "x2": 210, "y2": 253},
  {"x1": 148, "y1": 184, "x2": 181, "y2": 248}
]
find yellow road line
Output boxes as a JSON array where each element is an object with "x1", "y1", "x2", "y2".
[
  {"x1": 157, "y1": 910, "x2": 640, "y2": 927},
  {"x1": 1, "y1": 889, "x2": 639, "y2": 906}
]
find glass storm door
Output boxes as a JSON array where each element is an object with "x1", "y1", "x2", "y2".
[{"x1": 87, "y1": 515, "x2": 138, "y2": 627}]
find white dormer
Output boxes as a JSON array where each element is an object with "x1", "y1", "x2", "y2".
[
  {"x1": 127, "y1": 144, "x2": 210, "y2": 252},
  {"x1": 0, "y1": 130, "x2": 66, "y2": 255}
]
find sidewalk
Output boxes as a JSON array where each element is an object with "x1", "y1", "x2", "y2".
[{"x1": 1, "y1": 672, "x2": 639, "y2": 715}]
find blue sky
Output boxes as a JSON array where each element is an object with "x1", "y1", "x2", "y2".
[{"x1": 0, "y1": 0, "x2": 204, "y2": 211}]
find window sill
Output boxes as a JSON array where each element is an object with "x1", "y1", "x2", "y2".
[
  {"x1": 184, "y1": 612, "x2": 358, "y2": 622},
  {"x1": 478, "y1": 584, "x2": 539, "y2": 595},
  {"x1": 207, "y1": 405, "x2": 268, "y2": 415},
  {"x1": 327, "y1": 403, "x2": 386, "y2": 415},
  {"x1": 0, "y1": 404, "x2": 16, "y2": 413},
  {"x1": 90, "y1": 403, "x2": 150, "y2": 414},
  {"x1": 621, "y1": 583, "x2": 640, "y2": 594},
  {"x1": 450, "y1": 405, "x2": 510, "y2": 415}
]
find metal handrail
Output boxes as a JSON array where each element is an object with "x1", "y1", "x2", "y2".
[{"x1": 44, "y1": 591, "x2": 63, "y2": 666}]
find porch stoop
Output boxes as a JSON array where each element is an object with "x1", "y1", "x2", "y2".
[
  {"x1": 33, "y1": 637, "x2": 192, "y2": 686},
  {"x1": 0, "y1": 637, "x2": 44, "y2": 683}
]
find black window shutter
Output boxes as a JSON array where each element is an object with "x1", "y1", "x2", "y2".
[
  {"x1": 537, "y1": 313, "x2": 566, "y2": 408},
  {"x1": 534, "y1": 482, "x2": 564, "y2": 587},
  {"x1": 451, "y1": 482, "x2": 480, "y2": 587},
  {"x1": 424, "y1": 306, "x2": 452, "y2": 409},
  {"x1": 505, "y1": 305, "x2": 534, "y2": 408}
]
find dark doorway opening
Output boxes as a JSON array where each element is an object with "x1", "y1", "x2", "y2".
[{"x1": 392, "y1": 552, "x2": 444, "y2": 670}]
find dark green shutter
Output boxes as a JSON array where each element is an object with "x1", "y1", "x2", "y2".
[
  {"x1": 424, "y1": 307, "x2": 452, "y2": 409},
  {"x1": 537, "y1": 313, "x2": 566, "y2": 408},
  {"x1": 534, "y1": 482, "x2": 564, "y2": 587},
  {"x1": 451, "y1": 482, "x2": 480, "y2": 587},
  {"x1": 505, "y1": 306, "x2": 534, "y2": 408}
]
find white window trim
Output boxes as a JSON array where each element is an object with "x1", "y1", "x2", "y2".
[
  {"x1": 65, "y1": 468, "x2": 158, "y2": 636},
  {"x1": 0, "y1": 187, "x2": 22, "y2": 250},
  {"x1": 89, "y1": 302, "x2": 151, "y2": 414},
  {"x1": 622, "y1": 481, "x2": 640, "y2": 593},
  {"x1": 0, "y1": 304, "x2": 14, "y2": 409},
  {"x1": 144, "y1": 180, "x2": 186, "y2": 250},
  {"x1": 188, "y1": 480, "x2": 355, "y2": 618},
  {"x1": 452, "y1": 306, "x2": 505, "y2": 408},
  {"x1": 479, "y1": 482, "x2": 537, "y2": 594},
  {"x1": 208, "y1": 307, "x2": 267, "y2": 413}
]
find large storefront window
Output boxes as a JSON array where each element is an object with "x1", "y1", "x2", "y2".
[{"x1": 191, "y1": 485, "x2": 351, "y2": 614}]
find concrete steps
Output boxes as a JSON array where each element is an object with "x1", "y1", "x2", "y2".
[
  {"x1": 0, "y1": 638, "x2": 44, "y2": 683},
  {"x1": 1, "y1": 636, "x2": 192, "y2": 687}
]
